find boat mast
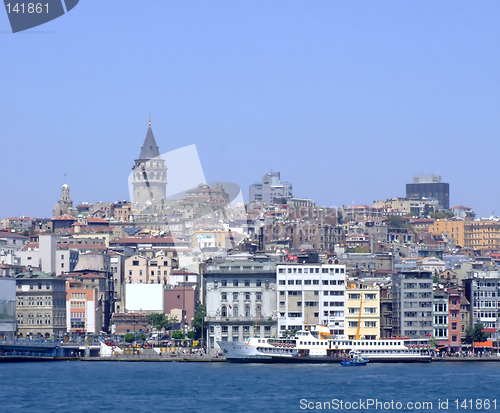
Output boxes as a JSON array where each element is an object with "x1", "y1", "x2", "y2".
[
  {"x1": 355, "y1": 287, "x2": 363, "y2": 340},
  {"x1": 255, "y1": 305, "x2": 259, "y2": 337}
]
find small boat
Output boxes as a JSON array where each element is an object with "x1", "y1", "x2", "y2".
[{"x1": 341, "y1": 350, "x2": 368, "y2": 366}]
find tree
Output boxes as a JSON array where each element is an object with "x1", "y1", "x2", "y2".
[
  {"x1": 147, "y1": 312, "x2": 168, "y2": 332},
  {"x1": 139, "y1": 333, "x2": 147, "y2": 341},
  {"x1": 186, "y1": 330, "x2": 195, "y2": 339},
  {"x1": 124, "y1": 333, "x2": 135, "y2": 343},
  {"x1": 422, "y1": 204, "x2": 434, "y2": 217},
  {"x1": 192, "y1": 304, "x2": 206, "y2": 340},
  {"x1": 385, "y1": 215, "x2": 405, "y2": 228},
  {"x1": 171, "y1": 330, "x2": 185, "y2": 340},
  {"x1": 433, "y1": 269, "x2": 439, "y2": 283},
  {"x1": 465, "y1": 323, "x2": 489, "y2": 345}
]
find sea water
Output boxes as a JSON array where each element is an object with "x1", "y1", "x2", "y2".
[{"x1": 0, "y1": 361, "x2": 498, "y2": 412}]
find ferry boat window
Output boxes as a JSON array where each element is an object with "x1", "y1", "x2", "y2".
[
  {"x1": 296, "y1": 280, "x2": 302, "y2": 285},
  {"x1": 287, "y1": 268, "x2": 292, "y2": 273},
  {"x1": 279, "y1": 268, "x2": 285, "y2": 273},
  {"x1": 322, "y1": 268, "x2": 328, "y2": 273},
  {"x1": 330, "y1": 280, "x2": 337, "y2": 285}
]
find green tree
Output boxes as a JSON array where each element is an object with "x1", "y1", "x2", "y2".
[
  {"x1": 171, "y1": 330, "x2": 185, "y2": 340},
  {"x1": 192, "y1": 304, "x2": 206, "y2": 340},
  {"x1": 433, "y1": 269, "x2": 439, "y2": 283},
  {"x1": 428, "y1": 336, "x2": 438, "y2": 349},
  {"x1": 422, "y1": 204, "x2": 434, "y2": 217},
  {"x1": 147, "y1": 312, "x2": 168, "y2": 332},
  {"x1": 465, "y1": 323, "x2": 489, "y2": 345},
  {"x1": 124, "y1": 333, "x2": 135, "y2": 343},
  {"x1": 385, "y1": 216, "x2": 405, "y2": 228},
  {"x1": 139, "y1": 333, "x2": 147, "y2": 341},
  {"x1": 186, "y1": 330, "x2": 195, "y2": 339}
]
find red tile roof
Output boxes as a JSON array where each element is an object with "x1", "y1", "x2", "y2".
[{"x1": 53, "y1": 214, "x2": 77, "y2": 221}]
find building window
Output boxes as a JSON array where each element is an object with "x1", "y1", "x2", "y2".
[
  {"x1": 245, "y1": 280, "x2": 250, "y2": 287},
  {"x1": 221, "y1": 292, "x2": 227, "y2": 300},
  {"x1": 245, "y1": 306, "x2": 250, "y2": 317},
  {"x1": 221, "y1": 306, "x2": 227, "y2": 317},
  {"x1": 233, "y1": 306, "x2": 239, "y2": 316},
  {"x1": 279, "y1": 280, "x2": 285, "y2": 285},
  {"x1": 233, "y1": 280, "x2": 239, "y2": 287},
  {"x1": 221, "y1": 280, "x2": 227, "y2": 286},
  {"x1": 256, "y1": 293, "x2": 262, "y2": 300},
  {"x1": 256, "y1": 280, "x2": 262, "y2": 286},
  {"x1": 245, "y1": 292, "x2": 251, "y2": 300}
]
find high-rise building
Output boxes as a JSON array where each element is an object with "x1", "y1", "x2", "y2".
[
  {"x1": 132, "y1": 117, "x2": 167, "y2": 206},
  {"x1": 406, "y1": 174, "x2": 449, "y2": 210},
  {"x1": 249, "y1": 172, "x2": 292, "y2": 205}
]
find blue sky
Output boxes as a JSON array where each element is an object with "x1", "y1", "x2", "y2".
[{"x1": 1, "y1": 1, "x2": 499, "y2": 218}]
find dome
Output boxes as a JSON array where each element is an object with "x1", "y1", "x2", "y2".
[{"x1": 62, "y1": 184, "x2": 69, "y2": 189}]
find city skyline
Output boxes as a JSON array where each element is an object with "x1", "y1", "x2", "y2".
[{"x1": 2, "y1": 1, "x2": 500, "y2": 218}]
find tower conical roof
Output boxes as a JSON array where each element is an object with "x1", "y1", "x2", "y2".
[{"x1": 138, "y1": 126, "x2": 160, "y2": 160}]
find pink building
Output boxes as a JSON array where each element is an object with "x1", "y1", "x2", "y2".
[
  {"x1": 447, "y1": 289, "x2": 462, "y2": 351},
  {"x1": 164, "y1": 286, "x2": 198, "y2": 332}
]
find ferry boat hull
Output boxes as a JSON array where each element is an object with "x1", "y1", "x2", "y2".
[{"x1": 218, "y1": 341, "x2": 431, "y2": 364}]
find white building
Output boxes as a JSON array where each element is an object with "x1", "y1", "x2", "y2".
[
  {"x1": 203, "y1": 254, "x2": 278, "y2": 353},
  {"x1": 276, "y1": 262, "x2": 347, "y2": 337}
]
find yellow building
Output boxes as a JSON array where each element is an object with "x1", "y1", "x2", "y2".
[
  {"x1": 464, "y1": 220, "x2": 500, "y2": 250},
  {"x1": 428, "y1": 219, "x2": 465, "y2": 248},
  {"x1": 191, "y1": 229, "x2": 226, "y2": 249},
  {"x1": 345, "y1": 282, "x2": 380, "y2": 340}
]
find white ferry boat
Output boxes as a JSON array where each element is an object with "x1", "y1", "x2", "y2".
[{"x1": 218, "y1": 325, "x2": 432, "y2": 363}]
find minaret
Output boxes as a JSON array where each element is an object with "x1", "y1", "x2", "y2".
[{"x1": 132, "y1": 116, "x2": 168, "y2": 206}]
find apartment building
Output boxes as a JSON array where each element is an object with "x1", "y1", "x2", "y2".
[
  {"x1": 345, "y1": 281, "x2": 380, "y2": 340},
  {"x1": 464, "y1": 220, "x2": 500, "y2": 250},
  {"x1": 391, "y1": 271, "x2": 433, "y2": 338},
  {"x1": 276, "y1": 261, "x2": 346, "y2": 336},
  {"x1": 15, "y1": 271, "x2": 67, "y2": 338}
]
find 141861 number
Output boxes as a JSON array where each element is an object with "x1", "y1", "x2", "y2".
[{"x1": 6, "y1": 3, "x2": 49, "y2": 13}]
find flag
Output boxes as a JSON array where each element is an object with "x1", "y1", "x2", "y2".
[{"x1": 229, "y1": 304, "x2": 232, "y2": 309}]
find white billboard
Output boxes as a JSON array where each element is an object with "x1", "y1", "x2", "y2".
[{"x1": 125, "y1": 284, "x2": 164, "y2": 312}]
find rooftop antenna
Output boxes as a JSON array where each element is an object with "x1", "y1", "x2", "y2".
[{"x1": 149, "y1": 113, "x2": 151, "y2": 126}]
